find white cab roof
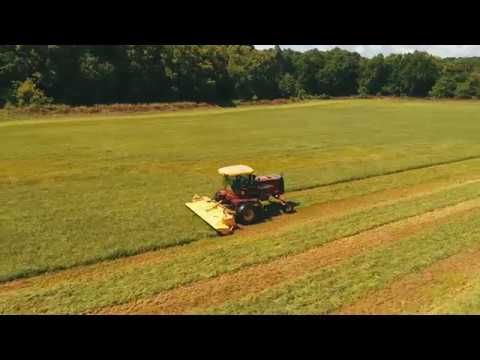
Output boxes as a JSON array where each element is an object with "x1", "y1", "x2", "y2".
[{"x1": 218, "y1": 165, "x2": 254, "y2": 176}]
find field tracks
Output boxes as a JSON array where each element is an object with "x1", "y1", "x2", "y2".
[
  {"x1": 2, "y1": 161, "x2": 480, "y2": 314},
  {"x1": 4, "y1": 99, "x2": 480, "y2": 314},
  {"x1": 92, "y1": 196, "x2": 480, "y2": 314},
  {"x1": 0, "y1": 167, "x2": 480, "y2": 294},
  {"x1": 336, "y1": 246, "x2": 480, "y2": 314},
  {"x1": 290, "y1": 154, "x2": 480, "y2": 193},
  {"x1": 2, "y1": 171, "x2": 480, "y2": 295}
]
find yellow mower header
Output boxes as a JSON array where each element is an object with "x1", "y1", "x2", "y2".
[{"x1": 185, "y1": 195, "x2": 236, "y2": 235}]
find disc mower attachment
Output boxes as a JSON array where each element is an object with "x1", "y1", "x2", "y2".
[{"x1": 185, "y1": 195, "x2": 236, "y2": 235}]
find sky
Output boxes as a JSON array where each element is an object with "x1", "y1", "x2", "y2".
[{"x1": 254, "y1": 45, "x2": 480, "y2": 58}]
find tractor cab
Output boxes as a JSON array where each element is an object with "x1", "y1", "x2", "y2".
[
  {"x1": 218, "y1": 165, "x2": 256, "y2": 197},
  {"x1": 216, "y1": 164, "x2": 291, "y2": 206}
]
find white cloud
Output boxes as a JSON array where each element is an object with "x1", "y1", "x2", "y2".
[{"x1": 254, "y1": 45, "x2": 480, "y2": 58}]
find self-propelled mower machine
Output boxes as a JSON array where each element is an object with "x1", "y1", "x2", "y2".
[{"x1": 186, "y1": 165, "x2": 297, "y2": 235}]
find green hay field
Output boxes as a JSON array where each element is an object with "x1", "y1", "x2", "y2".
[{"x1": 2, "y1": 99, "x2": 480, "y2": 314}]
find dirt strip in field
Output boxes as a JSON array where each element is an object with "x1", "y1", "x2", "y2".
[
  {"x1": 336, "y1": 247, "x2": 480, "y2": 315},
  {"x1": 1, "y1": 176, "x2": 478, "y2": 296},
  {"x1": 91, "y1": 197, "x2": 480, "y2": 315}
]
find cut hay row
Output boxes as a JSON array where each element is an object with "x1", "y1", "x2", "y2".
[
  {"x1": 336, "y1": 247, "x2": 480, "y2": 315},
  {"x1": 4, "y1": 100, "x2": 480, "y2": 314},
  {"x1": 289, "y1": 154, "x2": 480, "y2": 193},
  {"x1": 3, "y1": 155, "x2": 480, "y2": 286},
  {"x1": 1, "y1": 180, "x2": 480, "y2": 314},
  {"x1": 2, "y1": 165, "x2": 477, "y2": 295},
  {"x1": 204, "y1": 205, "x2": 480, "y2": 314},
  {"x1": 93, "y1": 197, "x2": 480, "y2": 315},
  {"x1": 4, "y1": 99, "x2": 480, "y2": 284},
  {"x1": 430, "y1": 275, "x2": 480, "y2": 314},
  {"x1": 1, "y1": 170, "x2": 477, "y2": 296}
]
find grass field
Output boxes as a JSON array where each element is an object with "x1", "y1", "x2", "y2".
[{"x1": 2, "y1": 98, "x2": 480, "y2": 314}]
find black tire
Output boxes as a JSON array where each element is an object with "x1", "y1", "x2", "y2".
[
  {"x1": 237, "y1": 204, "x2": 262, "y2": 225},
  {"x1": 282, "y1": 201, "x2": 295, "y2": 214}
]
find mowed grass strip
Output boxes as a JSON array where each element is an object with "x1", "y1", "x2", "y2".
[
  {"x1": 3, "y1": 99, "x2": 480, "y2": 282},
  {"x1": 429, "y1": 273, "x2": 480, "y2": 314},
  {"x1": 336, "y1": 247, "x2": 480, "y2": 315},
  {"x1": 1, "y1": 170, "x2": 475, "y2": 298},
  {"x1": 3, "y1": 158, "x2": 478, "y2": 286},
  {"x1": 292, "y1": 157, "x2": 480, "y2": 208},
  {"x1": 98, "y1": 198, "x2": 480, "y2": 315},
  {"x1": 204, "y1": 206, "x2": 480, "y2": 315},
  {"x1": 1, "y1": 181, "x2": 480, "y2": 314}
]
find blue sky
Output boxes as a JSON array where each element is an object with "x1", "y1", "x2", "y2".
[{"x1": 254, "y1": 45, "x2": 480, "y2": 58}]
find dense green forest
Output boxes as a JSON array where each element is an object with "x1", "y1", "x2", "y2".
[{"x1": 1, "y1": 45, "x2": 480, "y2": 107}]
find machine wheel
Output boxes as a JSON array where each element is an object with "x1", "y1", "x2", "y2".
[
  {"x1": 237, "y1": 204, "x2": 263, "y2": 225},
  {"x1": 282, "y1": 201, "x2": 296, "y2": 214}
]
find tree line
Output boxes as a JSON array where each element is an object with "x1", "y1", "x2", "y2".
[{"x1": 1, "y1": 45, "x2": 480, "y2": 107}]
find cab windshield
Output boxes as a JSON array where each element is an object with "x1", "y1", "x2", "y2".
[
  {"x1": 223, "y1": 175, "x2": 254, "y2": 190},
  {"x1": 223, "y1": 175, "x2": 234, "y2": 188}
]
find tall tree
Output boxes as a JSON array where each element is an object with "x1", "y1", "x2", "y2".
[
  {"x1": 358, "y1": 54, "x2": 388, "y2": 95},
  {"x1": 2, "y1": 45, "x2": 480, "y2": 107},
  {"x1": 316, "y1": 48, "x2": 362, "y2": 96}
]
